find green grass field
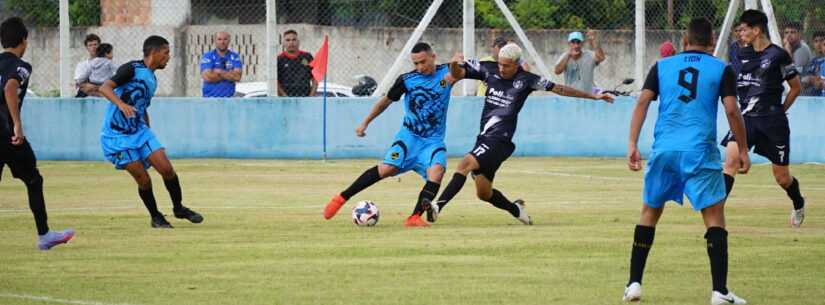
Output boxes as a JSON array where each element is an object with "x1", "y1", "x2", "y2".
[{"x1": 0, "y1": 158, "x2": 823, "y2": 305}]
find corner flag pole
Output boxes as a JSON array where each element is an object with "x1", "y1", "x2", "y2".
[{"x1": 323, "y1": 70, "x2": 328, "y2": 161}]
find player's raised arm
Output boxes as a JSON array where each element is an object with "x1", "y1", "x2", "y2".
[
  {"x1": 627, "y1": 89, "x2": 655, "y2": 171},
  {"x1": 4, "y1": 77, "x2": 24, "y2": 145},
  {"x1": 549, "y1": 83, "x2": 614, "y2": 103},
  {"x1": 448, "y1": 52, "x2": 466, "y2": 80}
]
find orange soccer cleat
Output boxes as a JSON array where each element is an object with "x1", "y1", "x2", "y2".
[{"x1": 324, "y1": 194, "x2": 347, "y2": 220}]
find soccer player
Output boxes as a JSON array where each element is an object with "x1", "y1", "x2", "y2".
[
  {"x1": 721, "y1": 10, "x2": 807, "y2": 227},
  {"x1": 622, "y1": 18, "x2": 750, "y2": 305},
  {"x1": 0, "y1": 17, "x2": 74, "y2": 250},
  {"x1": 428, "y1": 44, "x2": 613, "y2": 224},
  {"x1": 323, "y1": 42, "x2": 454, "y2": 227},
  {"x1": 98, "y1": 36, "x2": 203, "y2": 229}
]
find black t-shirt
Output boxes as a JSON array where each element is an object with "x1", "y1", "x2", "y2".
[
  {"x1": 464, "y1": 60, "x2": 555, "y2": 141},
  {"x1": 277, "y1": 51, "x2": 314, "y2": 97},
  {"x1": 734, "y1": 44, "x2": 798, "y2": 117},
  {"x1": 0, "y1": 52, "x2": 32, "y2": 135}
]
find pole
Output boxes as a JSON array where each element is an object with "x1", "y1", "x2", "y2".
[
  {"x1": 462, "y1": 0, "x2": 475, "y2": 96},
  {"x1": 266, "y1": 0, "x2": 278, "y2": 96},
  {"x1": 760, "y1": 0, "x2": 783, "y2": 46},
  {"x1": 323, "y1": 73, "x2": 327, "y2": 161},
  {"x1": 634, "y1": 0, "x2": 645, "y2": 91},
  {"x1": 59, "y1": 0, "x2": 70, "y2": 97},
  {"x1": 493, "y1": 0, "x2": 552, "y2": 79},
  {"x1": 714, "y1": 0, "x2": 741, "y2": 57}
]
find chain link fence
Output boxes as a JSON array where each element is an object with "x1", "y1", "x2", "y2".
[{"x1": 2, "y1": 0, "x2": 824, "y2": 97}]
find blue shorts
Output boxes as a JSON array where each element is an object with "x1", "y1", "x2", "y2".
[
  {"x1": 643, "y1": 149, "x2": 726, "y2": 211},
  {"x1": 101, "y1": 128, "x2": 164, "y2": 170},
  {"x1": 382, "y1": 130, "x2": 447, "y2": 180}
]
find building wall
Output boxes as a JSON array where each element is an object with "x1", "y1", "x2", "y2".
[{"x1": 19, "y1": 96, "x2": 825, "y2": 163}]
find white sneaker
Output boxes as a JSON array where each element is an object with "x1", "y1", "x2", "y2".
[
  {"x1": 790, "y1": 208, "x2": 805, "y2": 228},
  {"x1": 426, "y1": 200, "x2": 441, "y2": 223},
  {"x1": 711, "y1": 291, "x2": 747, "y2": 305},
  {"x1": 622, "y1": 282, "x2": 642, "y2": 302},
  {"x1": 513, "y1": 200, "x2": 532, "y2": 225}
]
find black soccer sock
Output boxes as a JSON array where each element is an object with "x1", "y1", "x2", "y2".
[
  {"x1": 436, "y1": 173, "x2": 467, "y2": 211},
  {"x1": 705, "y1": 227, "x2": 729, "y2": 295},
  {"x1": 412, "y1": 181, "x2": 440, "y2": 216},
  {"x1": 783, "y1": 177, "x2": 805, "y2": 210},
  {"x1": 628, "y1": 225, "x2": 655, "y2": 286},
  {"x1": 724, "y1": 174, "x2": 735, "y2": 197},
  {"x1": 485, "y1": 189, "x2": 519, "y2": 217},
  {"x1": 138, "y1": 187, "x2": 163, "y2": 218},
  {"x1": 341, "y1": 166, "x2": 382, "y2": 200},
  {"x1": 24, "y1": 172, "x2": 49, "y2": 236},
  {"x1": 163, "y1": 175, "x2": 184, "y2": 210}
]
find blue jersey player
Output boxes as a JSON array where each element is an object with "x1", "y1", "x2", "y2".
[
  {"x1": 98, "y1": 36, "x2": 203, "y2": 229},
  {"x1": 623, "y1": 18, "x2": 751, "y2": 305},
  {"x1": 323, "y1": 42, "x2": 454, "y2": 227}
]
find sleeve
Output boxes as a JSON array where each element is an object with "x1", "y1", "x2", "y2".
[
  {"x1": 231, "y1": 53, "x2": 243, "y2": 69},
  {"x1": 719, "y1": 65, "x2": 738, "y2": 99},
  {"x1": 386, "y1": 75, "x2": 406, "y2": 101},
  {"x1": 530, "y1": 76, "x2": 556, "y2": 92},
  {"x1": 7, "y1": 62, "x2": 32, "y2": 84},
  {"x1": 199, "y1": 53, "x2": 213, "y2": 72},
  {"x1": 304, "y1": 53, "x2": 314, "y2": 66},
  {"x1": 74, "y1": 61, "x2": 88, "y2": 82},
  {"x1": 462, "y1": 59, "x2": 486, "y2": 81},
  {"x1": 110, "y1": 62, "x2": 136, "y2": 87},
  {"x1": 642, "y1": 63, "x2": 659, "y2": 96},
  {"x1": 779, "y1": 50, "x2": 800, "y2": 81}
]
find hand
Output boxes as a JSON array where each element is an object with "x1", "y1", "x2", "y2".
[
  {"x1": 450, "y1": 52, "x2": 464, "y2": 63},
  {"x1": 80, "y1": 83, "x2": 99, "y2": 94},
  {"x1": 355, "y1": 123, "x2": 367, "y2": 137},
  {"x1": 444, "y1": 74, "x2": 457, "y2": 84},
  {"x1": 118, "y1": 103, "x2": 137, "y2": 118},
  {"x1": 627, "y1": 145, "x2": 642, "y2": 171},
  {"x1": 738, "y1": 151, "x2": 751, "y2": 174},
  {"x1": 11, "y1": 123, "x2": 25, "y2": 146},
  {"x1": 594, "y1": 93, "x2": 614, "y2": 103},
  {"x1": 568, "y1": 48, "x2": 581, "y2": 57}
]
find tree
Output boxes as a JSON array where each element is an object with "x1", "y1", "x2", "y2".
[{"x1": 4, "y1": 0, "x2": 99, "y2": 27}]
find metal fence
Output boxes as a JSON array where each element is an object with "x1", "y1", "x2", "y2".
[{"x1": 2, "y1": 0, "x2": 824, "y2": 97}]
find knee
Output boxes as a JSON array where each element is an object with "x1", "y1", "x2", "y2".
[
  {"x1": 21, "y1": 169, "x2": 43, "y2": 187},
  {"x1": 156, "y1": 166, "x2": 176, "y2": 180},
  {"x1": 135, "y1": 174, "x2": 152, "y2": 190},
  {"x1": 377, "y1": 164, "x2": 398, "y2": 178},
  {"x1": 774, "y1": 172, "x2": 792, "y2": 187},
  {"x1": 476, "y1": 188, "x2": 492, "y2": 201}
]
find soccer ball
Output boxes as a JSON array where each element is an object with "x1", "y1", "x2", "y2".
[{"x1": 352, "y1": 200, "x2": 380, "y2": 226}]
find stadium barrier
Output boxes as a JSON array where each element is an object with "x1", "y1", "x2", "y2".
[{"x1": 23, "y1": 96, "x2": 825, "y2": 163}]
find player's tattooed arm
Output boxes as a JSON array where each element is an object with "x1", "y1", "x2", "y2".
[
  {"x1": 356, "y1": 96, "x2": 393, "y2": 137},
  {"x1": 99, "y1": 79, "x2": 137, "y2": 118},
  {"x1": 783, "y1": 75, "x2": 802, "y2": 112},
  {"x1": 627, "y1": 89, "x2": 655, "y2": 171},
  {"x1": 550, "y1": 84, "x2": 614, "y2": 103},
  {"x1": 449, "y1": 53, "x2": 466, "y2": 80}
]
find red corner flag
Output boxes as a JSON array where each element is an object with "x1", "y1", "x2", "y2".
[{"x1": 310, "y1": 35, "x2": 329, "y2": 82}]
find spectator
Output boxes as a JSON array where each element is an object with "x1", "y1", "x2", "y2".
[
  {"x1": 659, "y1": 40, "x2": 676, "y2": 58},
  {"x1": 74, "y1": 33, "x2": 100, "y2": 97},
  {"x1": 476, "y1": 36, "x2": 529, "y2": 96},
  {"x1": 75, "y1": 43, "x2": 117, "y2": 87},
  {"x1": 783, "y1": 21, "x2": 812, "y2": 72},
  {"x1": 554, "y1": 31, "x2": 605, "y2": 93},
  {"x1": 802, "y1": 31, "x2": 825, "y2": 96},
  {"x1": 277, "y1": 29, "x2": 317, "y2": 97},
  {"x1": 200, "y1": 31, "x2": 242, "y2": 98}
]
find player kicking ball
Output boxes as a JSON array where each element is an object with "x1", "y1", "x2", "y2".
[
  {"x1": 0, "y1": 17, "x2": 74, "y2": 250},
  {"x1": 323, "y1": 42, "x2": 455, "y2": 227},
  {"x1": 428, "y1": 44, "x2": 613, "y2": 225},
  {"x1": 98, "y1": 36, "x2": 203, "y2": 229},
  {"x1": 623, "y1": 18, "x2": 750, "y2": 305}
]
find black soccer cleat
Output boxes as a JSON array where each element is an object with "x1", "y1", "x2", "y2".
[
  {"x1": 151, "y1": 215, "x2": 174, "y2": 229},
  {"x1": 174, "y1": 206, "x2": 204, "y2": 224}
]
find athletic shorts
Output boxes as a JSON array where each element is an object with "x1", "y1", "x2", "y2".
[
  {"x1": 101, "y1": 128, "x2": 164, "y2": 170},
  {"x1": 643, "y1": 148, "x2": 726, "y2": 211},
  {"x1": 721, "y1": 115, "x2": 790, "y2": 165},
  {"x1": 469, "y1": 135, "x2": 515, "y2": 182},
  {"x1": 382, "y1": 129, "x2": 447, "y2": 180}
]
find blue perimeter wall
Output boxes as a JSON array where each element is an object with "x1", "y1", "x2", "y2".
[{"x1": 20, "y1": 96, "x2": 825, "y2": 163}]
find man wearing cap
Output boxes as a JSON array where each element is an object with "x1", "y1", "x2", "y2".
[
  {"x1": 476, "y1": 37, "x2": 529, "y2": 96},
  {"x1": 554, "y1": 30, "x2": 605, "y2": 93}
]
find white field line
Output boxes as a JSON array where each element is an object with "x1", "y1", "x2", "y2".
[{"x1": 0, "y1": 292, "x2": 141, "y2": 305}]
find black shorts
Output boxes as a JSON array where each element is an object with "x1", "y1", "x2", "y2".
[
  {"x1": 0, "y1": 140, "x2": 39, "y2": 183},
  {"x1": 721, "y1": 115, "x2": 790, "y2": 165},
  {"x1": 469, "y1": 135, "x2": 515, "y2": 182}
]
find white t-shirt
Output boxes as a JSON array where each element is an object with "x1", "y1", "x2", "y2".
[
  {"x1": 74, "y1": 59, "x2": 92, "y2": 84},
  {"x1": 556, "y1": 50, "x2": 598, "y2": 93}
]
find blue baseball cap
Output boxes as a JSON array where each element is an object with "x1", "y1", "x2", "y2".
[{"x1": 568, "y1": 31, "x2": 584, "y2": 42}]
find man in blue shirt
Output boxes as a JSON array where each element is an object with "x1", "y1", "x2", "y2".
[
  {"x1": 200, "y1": 31, "x2": 242, "y2": 97},
  {"x1": 99, "y1": 35, "x2": 204, "y2": 229},
  {"x1": 323, "y1": 42, "x2": 454, "y2": 227},
  {"x1": 623, "y1": 18, "x2": 750, "y2": 305}
]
